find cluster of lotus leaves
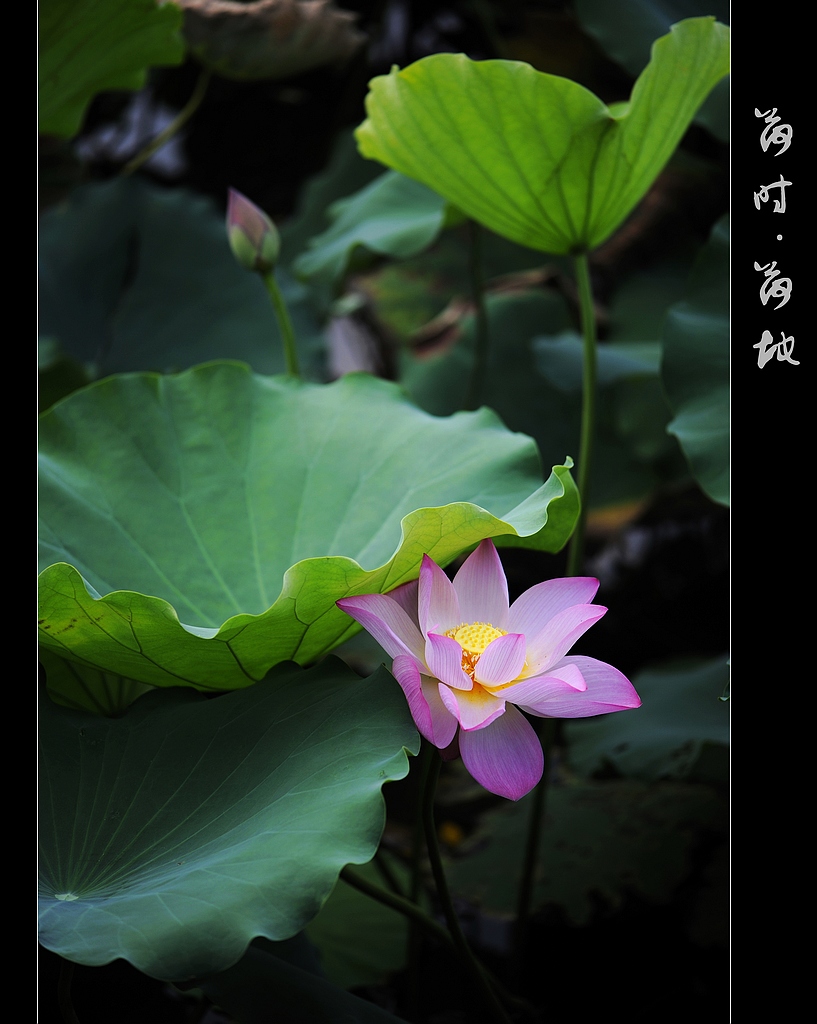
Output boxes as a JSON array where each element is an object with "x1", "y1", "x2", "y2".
[
  {"x1": 38, "y1": 363, "x2": 579, "y2": 981},
  {"x1": 38, "y1": 15, "x2": 729, "y2": 989}
]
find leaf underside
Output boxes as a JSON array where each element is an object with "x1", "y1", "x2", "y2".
[{"x1": 356, "y1": 18, "x2": 729, "y2": 254}]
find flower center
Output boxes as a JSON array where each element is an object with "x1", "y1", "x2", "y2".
[{"x1": 444, "y1": 621, "x2": 507, "y2": 680}]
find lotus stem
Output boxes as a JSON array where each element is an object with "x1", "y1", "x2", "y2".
[
  {"x1": 464, "y1": 219, "x2": 490, "y2": 411},
  {"x1": 566, "y1": 251, "x2": 598, "y2": 577},
  {"x1": 511, "y1": 718, "x2": 556, "y2": 977},
  {"x1": 407, "y1": 741, "x2": 434, "y2": 1014},
  {"x1": 374, "y1": 847, "x2": 406, "y2": 897},
  {"x1": 262, "y1": 271, "x2": 301, "y2": 377},
  {"x1": 513, "y1": 251, "x2": 598, "y2": 980},
  {"x1": 341, "y1": 864, "x2": 452, "y2": 946},
  {"x1": 122, "y1": 69, "x2": 211, "y2": 178},
  {"x1": 342, "y1": 858, "x2": 535, "y2": 1021},
  {"x1": 58, "y1": 959, "x2": 81, "y2": 1024},
  {"x1": 422, "y1": 753, "x2": 514, "y2": 1024}
]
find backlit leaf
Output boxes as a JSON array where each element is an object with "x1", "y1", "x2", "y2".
[{"x1": 356, "y1": 18, "x2": 729, "y2": 254}]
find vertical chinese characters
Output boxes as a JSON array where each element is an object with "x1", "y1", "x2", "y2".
[{"x1": 753, "y1": 108, "x2": 796, "y2": 368}]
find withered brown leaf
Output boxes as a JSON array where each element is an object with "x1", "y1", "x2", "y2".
[{"x1": 179, "y1": 0, "x2": 366, "y2": 80}]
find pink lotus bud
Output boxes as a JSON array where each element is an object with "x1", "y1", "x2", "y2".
[{"x1": 226, "y1": 188, "x2": 280, "y2": 273}]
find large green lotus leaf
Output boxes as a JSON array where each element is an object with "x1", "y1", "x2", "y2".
[
  {"x1": 39, "y1": 0, "x2": 185, "y2": 138},
  {"x1": 39, "y1": 364, "x2": 579, "y2": 689},
  {"x1": 38, "y1": 660, "x2": 419, "y2": 981},
  {"x1": 661, "y1": 216, "x2": 729, "y2": 506},
  {"x1": 293, "y1": 170, "x2": 452, "y2": 292},
  {"x1": 38, "y1": 178, "x2": 326, "y2": 386},
  {"x1": 355, "y1": 18, "x2": 729, "y2": 255},
  {"x1": 402, "y1": 290, "x2": 670, "y2": 509},
  {"x1": 447, "y1": 778, "x2": 722, "y2": 925},
  {"x1": 566, "y1": 657, "x2": 730, "y2": 781},
  {"x1": 194, "y1": 938, "x2": 408, "y2": 1024},
  {"x1": 575, "y1": 0, "x2": 729, "y2": 142}
]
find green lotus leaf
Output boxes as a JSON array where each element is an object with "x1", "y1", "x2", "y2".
[
  {"x1": 38, "y1": 178, "x2": 326, "y2": 385},
  {"x1": 293, "y1": 170, "x2": 452, "y2": 292},
  {"x1": 355, "y1": 18, "x2": 729, "y2": 254},
  {"x1": 39, "y1": 0, "x2": 185, "y2": 138},
  {"x1": 565, "y1": 657, "x2": 730, "y2": 781},
  {"x1": 661, "y1": 216, "x2": 729, "y2": 506},
  {"x1": 39, "y1": 364, "x2": 579, "y2": 690},
  {"x1": 38, "y1": 659, "x2": 419, "y2": 981}
]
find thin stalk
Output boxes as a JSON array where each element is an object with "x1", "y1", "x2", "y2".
[
  {"x1": 58, "y1": 959, "x2": 81, "y2": 1024},
  {"x1": 374, "y1": 847, "x2": 406, "y2": 898},
  {"x1": 262, "y1": 271, "x2": 301, "y2": 377},
  {"x1": 411, "y1": 741, "x2": 434, "y2": 904},
  {"x1": 511, "y1": 719, "x2": 557, "y2": 976},
  {"x1": 566, "y1": 252, "x2": 599, "y2": 577},
  {"x1": 407, "y1": 741, "x2": 434, "y2": 1015},
  {"x1": 422, "y1": 754, "x2": 514, "y2": 1024},
  {"x1": 464, "y1": 219, "x2": 490, "y2": 411},
  {"x1": 512, "y1": 253, "x2": 598, "y2": 985},
  {"x1": 342, "y1": 863, "x2": 537, "y2": 1021},
  {"x1": 122, "y1": 70, "x2": 211, "y2": 177},
  {"x1": 341, "y1": 865, "x2": 452, "y2": 947}
]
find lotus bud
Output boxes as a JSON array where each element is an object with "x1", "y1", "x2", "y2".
[{"x1": 226, "y1": 187, "x2": 280, "y2": 273}]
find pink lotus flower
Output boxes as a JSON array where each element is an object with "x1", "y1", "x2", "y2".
[{"x1": 337, "y1": 540, "x2": 641, "y2": 800}]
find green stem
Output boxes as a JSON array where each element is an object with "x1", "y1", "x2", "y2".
[
  {"x1": 464, "y1": 219, "x2": 490, "y2": 411},
  {"x1": 374, "y1": 847, "x2": 406, "y2": 897},
  {"x1": 512, "y1": 253, "x2": 598, "y2": 987},
  {"x1": 341, "y1": 865, "x2": 452, "y2": 947},
  {"x1": 407, "y1": 741, "x2": 434, "y2": 1015},
  {"x1": 58, "y1": 959, "x2": 81, "y2": 1024},
  {"x1": 423, "y1": 754, "x2": 514, "y2": 1024},
  {"x1": 262, "y1": 271, "x2": 301, "y2": 377},
  {"x1": 342, "y1": 861, "x2": 536, "y2": 1021},
  {"x1": 511, "y1": 719, "x2": 557, "y2": 975},
  {"x1": 411, "y1": 742, "x2": 434, "y2": 904},
  {"x1": 566, "y1": 252, "x2": 598, "y2": 577},
  {"x1": 122, "y1": 69, "x2": 211, "y2": 178}
]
